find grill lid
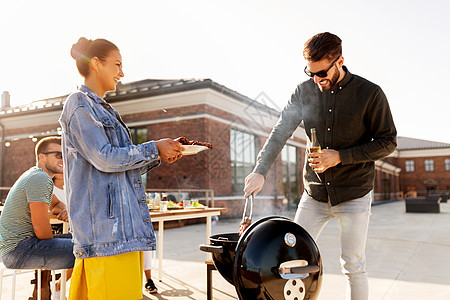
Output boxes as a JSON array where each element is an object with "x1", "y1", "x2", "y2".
[{"x1": 233, "y1": 217, "x2": 322, "y2": 300}]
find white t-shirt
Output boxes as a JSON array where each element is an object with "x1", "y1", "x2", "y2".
[{"x1": 53, "y1": 186, "x2": 66, "y2": 205}]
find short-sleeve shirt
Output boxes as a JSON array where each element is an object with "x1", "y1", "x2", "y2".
[{"x1": 0, "y1": 167, "x2": 54, "y2": 256}]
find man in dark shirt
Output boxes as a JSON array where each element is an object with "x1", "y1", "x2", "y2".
[{"x1": 244, "y1": 32, "x2": 396, "y2": 300}]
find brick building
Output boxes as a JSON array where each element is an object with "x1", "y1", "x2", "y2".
[
  {"x1": 0, "y1": 78, "x2": 402, "y2": 216},
  {"x1": 386, "y1": 137, "x2": 450, "y2": 196}
]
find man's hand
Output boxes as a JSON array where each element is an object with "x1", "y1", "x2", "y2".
[
  {"x1": 49, "y1": 195, "x2": 68, "y2": 222},
  {"x1": 243, "y1": 172, "x2": 265, "y2": 198},
  {"x1": 56, "y1": 209, "x2": 69, "y2": 222},
  {"x1": 308, "y1": 149, "x2": 341, "y2": 173},
  {"x1": 155, "y1": 138, "x2": 184, "y2": 163}
]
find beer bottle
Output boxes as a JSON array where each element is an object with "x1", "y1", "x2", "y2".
[
  {"x1": 310, "y1": 128, "x2": 321, "y2": 153},
  {"x1": 310, "y1": 128, "x2": 322, "y2": 171}
]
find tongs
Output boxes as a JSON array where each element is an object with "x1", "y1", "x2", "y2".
[{"x1": 238, "y1": 193, "x2": 253, "y2": 236}]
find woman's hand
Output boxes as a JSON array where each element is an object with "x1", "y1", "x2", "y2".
[{"x1": 155, "y1": 138, "x2": 184, "y2": 163}]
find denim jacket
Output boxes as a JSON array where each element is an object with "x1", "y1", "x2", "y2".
[{"x1": 59, "y1": 85, "x2": 159, "y2": 259}]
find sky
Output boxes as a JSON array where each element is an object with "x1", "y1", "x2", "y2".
[{"x1": 1, "y1": 0, "x2": 449, "y2": 143}]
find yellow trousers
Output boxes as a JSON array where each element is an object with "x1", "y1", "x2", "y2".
[{"x1": 69, "y1": 251, "x2": 143, "y2": 300}]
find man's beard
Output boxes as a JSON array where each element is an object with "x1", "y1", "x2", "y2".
[
  {"x1": 46, "y1": 163, "x2": 63, "y2": 174},
  {"x1": 319, "y1": 65, "x2": 340, "y2": 92}
]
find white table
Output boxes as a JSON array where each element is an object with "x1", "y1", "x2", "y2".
[{"x1": 150, "y1": 207, "x2": 226, "y2": 281}]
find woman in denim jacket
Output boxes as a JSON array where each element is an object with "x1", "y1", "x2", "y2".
[{"x1": 59, "y1": 37, "x2": 183, "y2": 300}]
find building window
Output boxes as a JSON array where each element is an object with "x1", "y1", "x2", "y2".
[
  {"x1": 282, "y1": 145, "x2": 300, "y2": 207},
  {"x1": 424, "y1": 159, "x2": 434, "y2": 172},
  {"x1": 405, "y1": 160, "x2": 415, "y2": 173},
  {"x1": 230, "y1": 129, "x2": 257, "y2": 194},
  {"x1": 130, "y1": 127, "x2": 148, "y2": 188},
  {"x1": 445, "y1": 159, "x2": 450, "y2": 171},
  {"x1": 130, "y1": 127, "x2": 148, "y2": 145}
]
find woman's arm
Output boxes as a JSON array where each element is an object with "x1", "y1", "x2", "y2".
[{"x1": 66, "y1": 106, "x2": 162, "y2": 173}]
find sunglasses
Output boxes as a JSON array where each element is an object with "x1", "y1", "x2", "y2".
[
  {"x1": 304, "y1": 55, "x2": 341, "y2": 78},
  {"x1": 43, "y1": 151, "x2": 63, "y2": 159}
]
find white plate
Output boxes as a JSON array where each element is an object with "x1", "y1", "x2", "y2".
[{"x1": 182, "y1": 145, "x2": 209, "y2": 155}]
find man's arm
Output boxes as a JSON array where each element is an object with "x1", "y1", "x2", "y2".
[
  {"x1": 253, "y1": 86, "x2": 304, "y2": 177},
  {"x1": 246, "y1": 86, "x2": 304, "y2": 196},
  {"x1": 49, "y1": 195, "x2": 68, "y2": 222},
  {"x1": 338, "y1": 87, "x2": 397, "y2": 165},
  {"x1": 29, "y1": 202, "x2": 54, "y2": 240}
]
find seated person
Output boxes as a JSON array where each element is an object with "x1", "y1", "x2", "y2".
[
  {"x1": 0, "y1": 137, "x2": 74, "y2": 297},
  {"x1": 50, "y1": 173, "x2": 68, "y2": 233},
  {"x1": 52, "y1": 173, "x2": 66, "y2": 205},
  {"x1": 50, "y1": 172, "x2": 73, "y2": 299},
  {"x1": 143, "y1": 251, "x2": 157, "y2": 293}
]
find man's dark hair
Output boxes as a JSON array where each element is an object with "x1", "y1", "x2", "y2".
[
  {"x1": 35, "y1": 136, "x2": 62, "y2": 159},
  {"x1": 303, "y1": 32, "x2": 342, "y2": 62}
]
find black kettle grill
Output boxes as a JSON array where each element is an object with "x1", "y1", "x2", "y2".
[{"x1": 200, "y1": 195, "x2": 322, "y2": 300}]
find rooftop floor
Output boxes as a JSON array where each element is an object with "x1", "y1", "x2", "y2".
[{"x1": 1, "y1": 200, "x2": 449, "y2": 299}]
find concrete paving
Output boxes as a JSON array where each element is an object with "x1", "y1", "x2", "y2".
[{"x1": 1, "y1": 200, "x2": 449, "y2": 299}]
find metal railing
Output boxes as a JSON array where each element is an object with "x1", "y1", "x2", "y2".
[
  {"x1": 1, "y1": 187, "x2": 215, "y2": 207},
  {"x1": 144, "y1": 188, "x2": 215, "y2": 207}
]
